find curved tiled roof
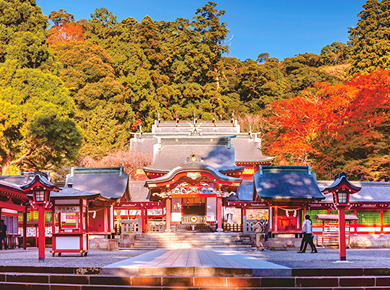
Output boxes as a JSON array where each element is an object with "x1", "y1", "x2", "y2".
[
  {"x1": 254, "y1": 166, "x2": 325, "y2": 200},
  {"x1": 145, "y1": 162, "x2": 242, "y2": 185},
  {"x1": 64, "y1": 167, "x2": 129, "y2": 200},
  {"x1": 318, "y1": 181, "x2": 390, "y2": 203}
]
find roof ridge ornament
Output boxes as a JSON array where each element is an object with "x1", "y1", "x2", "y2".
[
  {"x1": 188, "y1": 122, "x2": 203, "y2": 136},
  {"x1": 183, "y1": 151, "x2": 205, "y2": 165}
]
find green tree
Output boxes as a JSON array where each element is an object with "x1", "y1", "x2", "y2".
[
  {"x1": 48, "y1": 9, "x2": 75, "y2": 26},
  {"x1": 319, "y1": 42, "x2": 350, "y2": 65},
  {"x1": 0, "y1": 0, "x2": 82, "y2": 174},
  {"x1": 348, "y1": 0, "x2": 390, "y2": 75},
  {"x1": 0, "y1": 61, "x2": 82, "y2": 174},
  {"x1": 0, "y1": 0, "x2": 60, "y2": 71},
  {"x1": 193, "y1": 1, "x2": 229, "y2": 90},
  {"x1": 82, "y1": 4, "x2": 231, "y2": 128},
  {"x1": 283, "y1": 53, "x2": 336, "y2": 97},
  {"x1": 50, "y1": 41, "x2": 134, "y2": 158}
]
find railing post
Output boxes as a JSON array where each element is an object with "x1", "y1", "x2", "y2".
[
  {"x1": 243, "y1": 216, "x2": 247, "y2": 234},
  {"x1": 137, "y1": 217, "x2": 142, "y2": 233}
]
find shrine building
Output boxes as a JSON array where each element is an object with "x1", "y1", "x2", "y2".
[
  {"x1": 116, "y1": 118, "x2": 325, "y2": 234},
  {"x1": 1, "y1": 118, "x2": 390, "y2": 249}
]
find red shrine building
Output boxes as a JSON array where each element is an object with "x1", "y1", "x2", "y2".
[{"x1": 116, "y1": 119, "x2": 325, "y2": 235}]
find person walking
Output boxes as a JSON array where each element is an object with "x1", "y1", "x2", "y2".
[
  {"x1": 298, "y1": 215, "x2": 317, "y2": 253},
  {"x1": 0, "y1": 219, "x2": 8, "y2": 250},
  {"x1": 252, "y1": 219, "x2": 265, "y2": 251},
  {"x1": 263, "y1": 219, "x2": 269, "y2": 242}
]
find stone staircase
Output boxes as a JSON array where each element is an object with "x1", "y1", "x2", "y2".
[{"x1": 132, "y1": 232, "x2": 252, "y2": 248}]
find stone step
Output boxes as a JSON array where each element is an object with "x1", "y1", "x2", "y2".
[
  {"x1": 136, "y1": 234, "x2": 249, "y2": 238},
  {"x1": 135, "y1": 238, "x2": 243, "y2": 243},
  {"x1": 132, "y1": 243, "x2": 251, "y2": 248},
  {"x1": 134, "y1": 240, "x2": 236, "y2": 244},
  {"x1": 1, "y1": 267, "x2": 390, "y2": 277},
  {"x1": 135, "y1": 233, "x2": 250, "y2": 237},
  {"x1": 6, "y1": 282, "x2": 390, "y2": 290},
  {"x1": 133, "y1": 238, "x2": 250, "y2": 242},
  {"x1": 1, "y1": 274, "x2": 390, "y2": 289},
  {"x1": 133, "y1": 240, "x2": 250, "y2": 245},
  {"x1": 132, "y1": 232, "x2": 252, "y2": 249}
]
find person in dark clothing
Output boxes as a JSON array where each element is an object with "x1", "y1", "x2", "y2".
[
  {"x1": 298, "y1": 215, "x2": 317, "y2": 253},
  {"x1": 0, "y1": 219, "x2": 8, "y2": 250},
  {"x1": 263, "y1": 219, "x2": 269, "y2": 242}
]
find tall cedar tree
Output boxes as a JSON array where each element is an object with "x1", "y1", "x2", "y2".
[
  {"x1": 50, "y1": 41, "x2": 134, "y2": 159},
  {"x1": 348, "y1": 0, "x2": 390, "y2": 75}
]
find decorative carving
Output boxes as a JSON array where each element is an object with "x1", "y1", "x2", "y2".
[
  {"x1": 152, "y1": 192, "x2": 168, "y2": 198},
  {"x1": 223, "y1": 191, "x2": 236, "y2": 198},
  {"x1": 187, "y1": 172, "x2": 201, "y2": 180}
]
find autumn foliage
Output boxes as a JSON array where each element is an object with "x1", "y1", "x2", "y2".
[
  {"x1": 47, "y1": 23, "x2": 85, "y2": 45},
  {"x1": 314, "y1": 69, "x2": 390, "y2": 181},
  {"x1": 264, "y1": 69, "x2": 390, "y2": 181},
  {"x1": 264, "y1": 82, "x2": 357, "y2": 165}
]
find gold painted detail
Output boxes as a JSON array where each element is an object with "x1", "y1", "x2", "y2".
[
  {"x1": 182, "y1": 215, "x2": 207, "y2": 224},
  {"x1": 187, "y1": 172, "x2": 201, "y2": 180},
  {"x1": 243, "y1": 168, "x2": 255, "y2": 175}
]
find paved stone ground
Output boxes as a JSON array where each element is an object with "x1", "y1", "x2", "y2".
[
  {"x1": 0, "y1": 248, "x2": 150, "y2": 268},
  {"x1": 239, "y1": 247, "x2": 390, "y2": 269},
  {"x1": 0, "y1": 247, "x2": 389, "y2": 269}
]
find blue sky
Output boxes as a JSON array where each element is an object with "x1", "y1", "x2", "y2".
[{"x1": 37, "y1": 0, "x2": 367, "y2": 61}]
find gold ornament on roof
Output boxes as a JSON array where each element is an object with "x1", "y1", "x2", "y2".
[{"x1": 187, "y1": 172, "x2": 201, "y2": 180}]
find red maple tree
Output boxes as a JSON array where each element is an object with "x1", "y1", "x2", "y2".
[
  {"x1": 264, "y1": 69, "x2": 390, "y2": 181},
  {"x1": 47, "y1": 23, "x2": 85, "y2": 45},
  {"x1": 314, "y1": 69, "x2": 390, "y2": 181},
  {"x1": 263, "y1": 82, "x2": 356, "y2": 166}
]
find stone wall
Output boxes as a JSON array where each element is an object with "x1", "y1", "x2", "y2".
[
  {"x1": 118, "y1": 233, "x2": 138, "y2": 248},
  {"x1": 350, "y1": 234, "x2": 390, "y2": 248},
  {"x1": 89, "y1": 235, "x2": 119, "y2": 251},
  {"x1": 250, "y1": 234, "x2": 319, "y2": 250}
]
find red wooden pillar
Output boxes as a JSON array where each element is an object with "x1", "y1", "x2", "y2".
[
  {"x1": 381, "y1": 209, "x2": 384, "y2": 234},
  {"x1": 217, "y1": 196, "x2": 223, "y2": 232},
  {"x1": 338, "y1": 206, "x2": 346, "y2": 261},
  {"x1": 302, "y1": 206, "x2": 307, "y2": 231},
  {"x1": 275, "y1": 206, "x2": 278, "y2": 232},
  {"x1": 144, "y1": 208, "x2": 148, "y2": 233},
  {"x1": 165, "y1": 197, "x2": 171, "y2": 232},
  {"x1": 141, "y1": 208, "x2": 145, "y2": 233},
  {"x1": 23, "y1": 205, "x2": 27, "y2": 250},
  {"x1": 38, "y1": 206, "x2": 45, "y2": 262},
  {"x1": 104, "y1": 208, "x2": 108, "y2": 234},
  {"x1": 241, "y1": 207, "x2": 245, "y2": 231}
]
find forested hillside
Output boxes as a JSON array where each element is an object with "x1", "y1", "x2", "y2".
[{"x1": 1, "y1": 0, "x2": 389, "y2": 181}]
